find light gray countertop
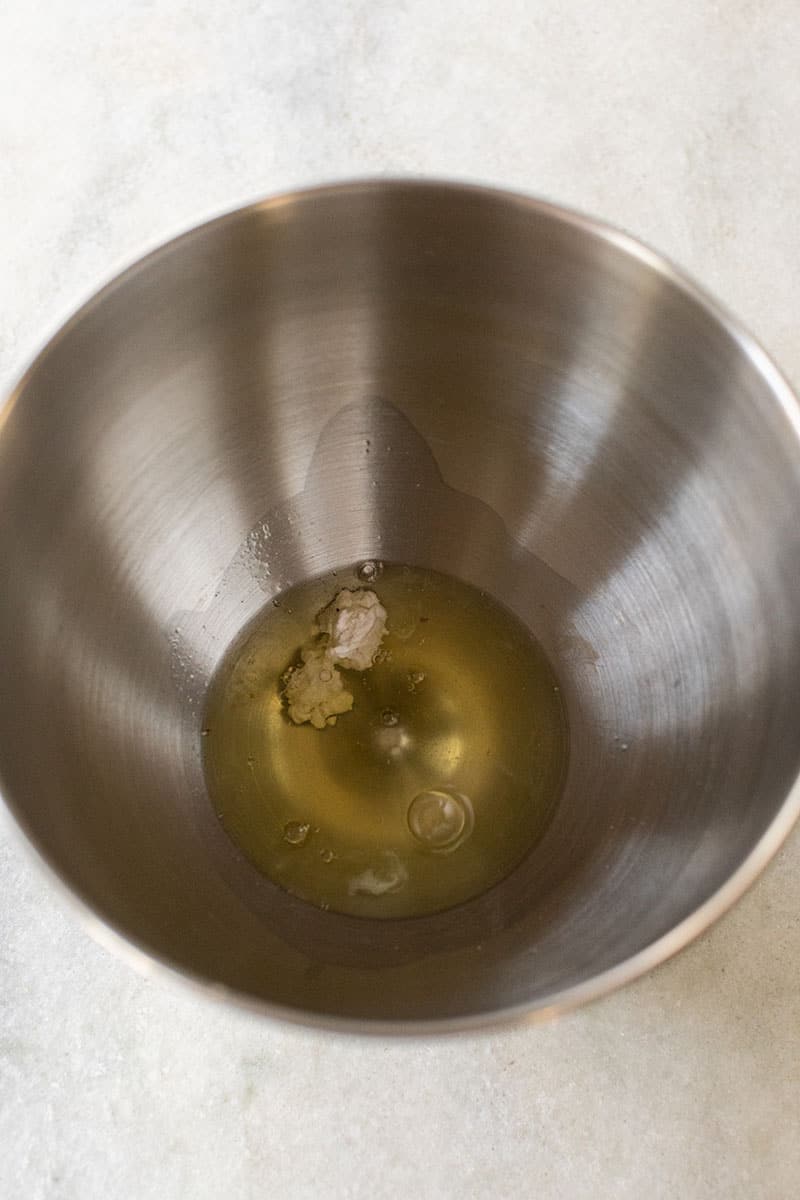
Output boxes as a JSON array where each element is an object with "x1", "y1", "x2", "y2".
[{"x1": 1, "y1": 3, "x2": 799, "y2": 1197}]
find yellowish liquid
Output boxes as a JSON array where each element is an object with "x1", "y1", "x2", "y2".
[{"x1": 203, "y1": 563, "x2": 568, "y2": 918}]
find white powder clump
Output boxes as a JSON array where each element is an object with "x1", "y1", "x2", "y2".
[
  {"x1": 315, "y1": 588, "x2": 388, "y2": 670},
  {"x1": 282, "y1": 645, "x2": 354, "y2": 730},
  {"x1": 347, "y1": 852, "x2": 408, "y2": 896},
  {"x1": 283, "y1": 588, "x2": 387, "y2": 728}
]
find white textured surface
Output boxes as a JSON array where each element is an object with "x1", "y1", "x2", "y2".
[{"x1": 1, "y1": 3, "x2": 799, "y2": 1197}]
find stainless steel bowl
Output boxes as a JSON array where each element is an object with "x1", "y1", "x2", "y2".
[{"x1": 2, "y1": 181, "x2": 800, "y2": 1033}]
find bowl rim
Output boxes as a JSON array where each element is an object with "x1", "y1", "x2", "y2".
[{"x1": 2, "y1": 176, "x2": 800, "y2": 1036}]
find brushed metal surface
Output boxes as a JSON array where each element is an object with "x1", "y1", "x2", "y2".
[{"x1": 1, "y1": 180, "x2": 799, "y2": 1032}]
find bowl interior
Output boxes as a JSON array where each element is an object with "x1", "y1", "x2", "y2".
[{"x1": 2, "y1": 183, "x2": 800, "y2": 1029}]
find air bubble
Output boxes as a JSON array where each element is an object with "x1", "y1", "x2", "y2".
[
  {"x1": 357, "y1": 560, "x2": 383, "y2": 583},
  {"x1": 320, "y1": 848, "x2": 335, "y2": 863},
  {"x1": 283, "y1": 821, "x2": 310, "y2": 846},
  {"x1": 407, "y1": 789, "x2": 474, "y2": 852}
]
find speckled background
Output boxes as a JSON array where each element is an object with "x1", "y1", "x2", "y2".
[{"x1": 1, "y1": 3, "x2": 799, "y2": 1197}]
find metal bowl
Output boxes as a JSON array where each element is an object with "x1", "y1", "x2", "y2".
[{"x1": 2, "y1": 181, "x2": 799, "y2": 1032}]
